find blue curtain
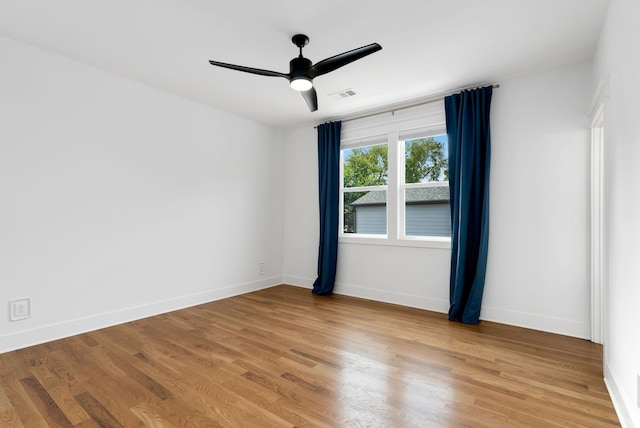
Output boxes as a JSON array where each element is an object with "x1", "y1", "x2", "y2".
[
  {"x1": 312, "y1": 121, "x2": 342, "y2": 295},
  {"x1": 445, "y1": 86, "x2": 493, "y2": 324}
]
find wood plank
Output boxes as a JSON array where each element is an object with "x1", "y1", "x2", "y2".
[
  {"x1": 19, "y1": 376, "x2": 73, "y2": 427},
  {"x1": 74, "y1": 391, "x2": 124, "y2": 428}
]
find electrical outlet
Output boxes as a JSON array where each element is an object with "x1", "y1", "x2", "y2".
[
  {"x1": 258, "y1": 262, "x2": 265, "y2": 275},
  {"x1": 10, "y1": 298, "x2": 30, "y2": 321}
]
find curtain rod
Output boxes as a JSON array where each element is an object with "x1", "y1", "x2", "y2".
[{"x1": 315, "y1": 83, "x2": 499, "y2": 128}]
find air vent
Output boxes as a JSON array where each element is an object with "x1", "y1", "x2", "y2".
[{"x1": 329, "y1": 89, "x2": 357, "y2": 100}]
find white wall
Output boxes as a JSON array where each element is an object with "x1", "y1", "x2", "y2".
[
  {"x1": 593, "y1": 0, "x2": 640, "y2": 425},
  {"x1": 484, "y1": 62, "x2": 592, "y2": 338},
  {"x1": 283, "y1": 61, "x2": 592, "y2": 339},
  {"x1": 282, "y1": 126, "x2": 320, "y2": 287},
  {"x1": 0, "y1": 36, "x2": 284, "y2": 353}
]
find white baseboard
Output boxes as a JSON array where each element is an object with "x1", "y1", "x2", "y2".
[
  {"x1": 605, "y1": 362, "x2": 639, "y2": 428},
  {"x1": 283, "y1": 275, "x2": 314, "y2": 289},
  {"x1": 479, "y1": 305, "x2": 590, "y2": 339},
  {"x1": 285, "y1": 276, "x2": 590, "y2": 339},
  {"x1": 335, "y1": 282, "x2": 450, "y2": 313},
  {"x1": 284, "y1": 276, "x2": 449, "y2": 314},
  {"x1": 0, "y1": 276, "x2": 282, "y2": 354}
]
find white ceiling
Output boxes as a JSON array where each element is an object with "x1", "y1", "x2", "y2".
[{"x1": 0, "y1": 0, "x2": 610, "y2": 130}]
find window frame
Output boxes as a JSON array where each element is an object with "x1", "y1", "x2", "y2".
[{"x1": 338, "y1": 102, "x2": 451, "y2": 249}]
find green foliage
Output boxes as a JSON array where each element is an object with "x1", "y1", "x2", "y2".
[
  {"x1": 343, "y1": 144, "x2": 388, "y2": 188},
  {"x1": 405, "y1": 137, "x2": 448, "y2": 183}
]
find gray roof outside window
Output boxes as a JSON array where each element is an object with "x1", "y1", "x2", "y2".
[{"x1": 350, "y1": 185, "x2": 449, "y2": 206}]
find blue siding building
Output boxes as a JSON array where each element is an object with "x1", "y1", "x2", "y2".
[{"x1": 351, "y1": 185, "x2": 450, "y2": 236}]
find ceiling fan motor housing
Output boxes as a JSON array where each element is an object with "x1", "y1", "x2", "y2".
[{"x1": 289, "y1": 57, "x2": 313, "y2": 81}]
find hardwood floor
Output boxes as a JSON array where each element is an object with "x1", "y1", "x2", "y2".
[{"x1": 0, "y1": 285, "x2": 619, "y2": 427}]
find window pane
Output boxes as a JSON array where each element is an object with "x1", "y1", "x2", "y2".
[
  {"x1": 343, "y1": 144, "x2": 389, "y2": 188},
  {"x1": 344, "y1": 190, "x2": 387, "y2": 234},
  {"x1": 404, "y1": 185, "x2": 451, "y2": 237},
  {"x1": 404, "y1": 135, "x2": 448, "y2": 184}
]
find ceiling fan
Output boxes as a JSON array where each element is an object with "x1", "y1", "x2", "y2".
[{"x1": 208, "y1": 34, "x2": 382, "y2": 112}]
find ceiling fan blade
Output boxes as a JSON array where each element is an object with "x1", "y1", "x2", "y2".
[
  {"x1": 309, "y1": 43, "x2": 382, "y2": 78},
  {"x1": 301, "y1": 87, "x2": 318, "y2": 112},
  {"x1": 208, "y1": 60, "x2": 289, "y2": 79}
]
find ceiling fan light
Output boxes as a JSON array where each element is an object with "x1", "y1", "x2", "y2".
[{"x1": 290, "y1": 77, "x2": 313, "y2": 91}]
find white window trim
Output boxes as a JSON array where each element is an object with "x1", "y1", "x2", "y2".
[{"x1": 338, "y1": 102, "x2": 451, "y2": 250}]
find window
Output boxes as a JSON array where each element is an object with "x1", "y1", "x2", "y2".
[{"x1": 338, "y1": 102, "x2": 450, "y2": 247}]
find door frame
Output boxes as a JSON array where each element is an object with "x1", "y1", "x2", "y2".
[{"x1": 589, "y1": 80, "x2": 607, "y2": 345}]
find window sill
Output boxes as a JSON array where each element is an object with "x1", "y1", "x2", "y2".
[{"x1": 338, "y1": 235, "x2": 451, "y2": 250}]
